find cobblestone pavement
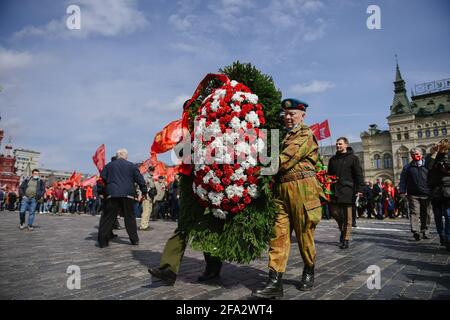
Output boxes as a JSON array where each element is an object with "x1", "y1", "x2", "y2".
[{"x1": 0, "y1": 210, "x2": 449, "y2": 300}]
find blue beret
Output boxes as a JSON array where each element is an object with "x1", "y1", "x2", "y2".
[{"x1": 281, "y1": 98, "x2": 308, "y2": 111}]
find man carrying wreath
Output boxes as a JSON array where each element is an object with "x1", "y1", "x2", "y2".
[{"x1": 252, "y1": 98, "x2": 324, "y2": 299}]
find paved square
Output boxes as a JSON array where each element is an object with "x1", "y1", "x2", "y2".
[{"x1": 0, "y1": 210, "x2": 448, "y2": 300}]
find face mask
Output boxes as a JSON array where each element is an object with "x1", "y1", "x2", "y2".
[
  {"x1": 412, "y1": 154, "x2": 422, "y2": 161},
  {"x1": 32, "y1": 175, "x2": 39, "y2": 179}
]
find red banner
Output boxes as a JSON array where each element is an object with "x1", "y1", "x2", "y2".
[
  {"x1": 139, "y1": 159, "x2": 152, "y2": 175},
  {"x1": 81, "y1": 175, "x2": 98, "y2": 187},
  {"x1": 92, "y1": 144, "x2": 106, "y2": 173},
  {"x1": 151, "y1": 119, "x2": 184, "y2": 154},
  {"x1": 319, "y1": 120, "x2": 331, "y2": 140}
]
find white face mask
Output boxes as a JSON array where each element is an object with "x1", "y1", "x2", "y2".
[{"x1": 32, "y1": 175, "x2": 39, "y2": 179}]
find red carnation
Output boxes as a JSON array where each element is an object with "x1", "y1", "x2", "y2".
[
  {"x1": 248, "y1": 176, "x2": 258, "y2": 184},
  {"x1": 244, "y1": 196, "x2": 252, "y2": 204},
  {"x1": 222, "y1": 177, "x2": 231, "y2": 186},
  {"x1": 231, "y1": 195, "x2": 240, "y2": 203}
]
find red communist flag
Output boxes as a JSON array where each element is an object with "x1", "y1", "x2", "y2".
[
  {"x1": 319, "y1": 120, "x2": 331, "y2": 140},
  {"x1": 92, "y1": 144, "x2": 106, "y2": 173},
  {"x1": 309, "y1": 123, "x2": 320, "y2": 140},
  {"x1": 151, "y1": 119, "x2": 184, "y2": 154},
  {"x1": 139, "y1": 159, "x2": 151, "y2": 175},
  {"x1": 81, "y1": 175, "x2": 98, "y2": 187}
]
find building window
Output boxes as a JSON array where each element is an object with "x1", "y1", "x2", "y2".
[
  {"x1": 433, "y1": 128, "x2": 439, "y2": 137},
  {"x1": 417, "y1": 130, "x2": 423, "y2": 138},
  {"x1": 404, "y1": 132, "x2": 409, "y2": 140},
  {"x1": 401, "y1": 156, "x2": 409, "y2": 167},
  {"x1": 374, "y1": 154, "x2": 381, "y2": 169},
  {"x1": 397, "y1": 134, "x2": 401, "y2": 140},
  {"x1": 425, "y1": 129, "x2": 431, "y2": 138},
  {"x1": 383, "y1": 154, "x2": 393, "y2": 169}
]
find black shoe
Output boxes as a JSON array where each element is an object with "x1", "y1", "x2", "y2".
[
  {"x1": 130, "y1": 240, "x2": 139, "y2": 246},
  {"x1": 439, "y1": 235, "x2": 445, "y2": 246},
  {"x1": 98, "y1": 241, "x2": 109, "y2": 248},
  {"x1": 422, "y1": 233, "x2": 430, "y2": 240},
  {"x1": 445, "y1": 239, "x2": 450, "y2": 252},
  {"x1": 413, "y1": 233, "x2": 421, "y2": 241},
  {"x1": 340, "y1": 240, "x2": 349, "y2": 249},
  {"x1": 148, "y1": 267, "x2": 176, "y2": 286},
  {"x1": 198, "y1": 270, "x2": 221, "y2": 282},
  {"x1": 298, "y1": 265, "x2": 315, "y2": 291},
  {"x1": 252, "y1": 270, "x2": 283, "y2": 299},
  {"x1": 352, "y1": 223, "x2": 357, "y2": 228},
  {"x1": 109, "y1": 233, "x2": 118, "y2": 239}
]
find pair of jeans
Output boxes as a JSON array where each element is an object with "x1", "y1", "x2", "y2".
[
  {"x1": 20, "y1": 197, "x2": 37, "y2": 226},
  {"x1": 431, "y1": 199, "x2": 450, "y2": 240}
]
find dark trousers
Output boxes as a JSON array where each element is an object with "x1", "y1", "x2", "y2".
[{"x1": 98, "y1": 198, "x2": 138, "y2": 245}]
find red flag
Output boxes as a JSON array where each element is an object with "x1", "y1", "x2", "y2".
[
  {"x1": 92, "y1": 144, "x2": 106, "y2": 173},
  {"x1": 81, "y1": 175, "x2": 98, "y2": 187},
  {"x1": 319, "y1": 120, "x2": 331, "y2": 140},
  {"x1": 309, "y1": 123, "x2": 320, "y2": 140},
  {"x1": 165, "y1": 166, "x2": 179, "y2": 185},
  {"x1": 139, "y1": 159, "x2": 152, "y2": 175},
  {"x1": 151, "y1": 119, "x2": 184, "y2": 154}
]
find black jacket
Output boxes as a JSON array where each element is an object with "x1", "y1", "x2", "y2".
[
  {"x1": 427, "y1": 152, "x2": 450, "y2": 200},
  {"x1": 399, "y1": 160, "x2": 429, "y2": 197},
  {"x1": 19, "y1": 177, "x2": 45, "y2": 200},
  {"x1": 100, "y1": 158, "x2": 147, "y2": 198},
  {"x1": 328, "y1": 147, "x2": 364, "y2": 204}
]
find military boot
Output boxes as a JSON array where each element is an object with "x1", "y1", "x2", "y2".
[
  {"x1": 298, "y1": 265, "x2": 315, "y2": 291},
  {"x1": 252, "y1": 270, "x2": 283, "y2": 299},
  {"x1": 198, "y1": 259, "x2": 222, "y2": 282}
]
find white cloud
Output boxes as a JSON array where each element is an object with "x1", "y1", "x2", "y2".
[
  {"x1": 145, "y1": 94, "x2": 190, "y2": 113},
  {"x1": 13, "y1": 0, "x2": 149, "y2": 39},
  {"x1": 0, "y1": 47, "x2": 33, "y2": 72},
  {"x1": 289, "y1": 80, "x2": 335, "y2": 95}
]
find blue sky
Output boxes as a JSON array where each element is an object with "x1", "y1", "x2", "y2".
[{"x1": 0, "y1": 0, "x2": 449, "y2": 174}]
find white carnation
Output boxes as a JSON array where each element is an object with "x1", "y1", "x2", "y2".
[
  {"x1": 213, "y1": 89, "x2": 226, "y2": 100},
  {"x1": 230, "y1": 103, "x2": 241, "y2": 113},
  {"x1": 208, "y1": 192, "x2": 224, "y2": 206},
  {"x1": 196, "y1": 184, "x2": 208, "y2": 200},
  {"x1": 232, "y1": 92, "x2": 245, "y2": 103},
  {"x1": 230, "y1": 80, "x2": 238, "y2": 87},
  {"x1": 212, "y1": 208, "x2": 227, "y2": 219},
  {"x1": 247, "y1": 185, "x2": 258, "y2": 198},
  {"x1": 210, "y1": 99, "x2": 220, "y2": 112},
  {"x1": 230, "y1": 117, "x2": 242, "y2": 131},
  {"x1": 225, "y1": 185, "x2": 244, "y2": 198},
  {"x1": 245, "y1": 111, "x2": 260, "y2": 127},
  {"x1": 244, "y1": 93, "x2": 259, "y2": 104}
]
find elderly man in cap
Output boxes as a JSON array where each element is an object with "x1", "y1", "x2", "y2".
[{"x1": 252, "y1": 98, "x2": 324, "y2": 299}]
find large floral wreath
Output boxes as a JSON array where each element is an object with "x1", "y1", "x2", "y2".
[
  {"x1": 191, "y1": 79, "x2": 267, "y2": 219},
  {"x1": 174, "y1": 72, "x2": 279, "y2": 264}
]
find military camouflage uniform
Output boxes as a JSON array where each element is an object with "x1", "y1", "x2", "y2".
[{"x1": 269, "y1": 124, "x2": 324, "y2": 271}]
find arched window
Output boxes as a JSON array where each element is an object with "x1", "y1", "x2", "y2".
[
  {"x1": 383, "y1": 154, "x2": 393, "y2": 169},
  {"x1": 404, "y1": 132, "x2": 409, "y2": 140},
  {"x1": 433, "y1": 128, "x2": 439, "y2": 137},
  {"x1": 443, "y1": 127, "x2": 448, "y2": 136},
  {"x1": 397, "y1": 134, "x2": 401, "y2": 140},
  {"x1": 425, "y1": 129, "x2": 431, "y2": 138},
  {"x1": 417, "y1": 130, "x2": 423, "y2": 138},
  {"x1": 401, "y1": 156, "x2": 409, "y2": 167},
  {"x1": 374, "y1": 154, "x2": 381, "y2": 169}
]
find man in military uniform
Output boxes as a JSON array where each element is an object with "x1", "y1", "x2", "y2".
[{"x1": 252, "y1": 98, "x2": 324, "y2": 299}]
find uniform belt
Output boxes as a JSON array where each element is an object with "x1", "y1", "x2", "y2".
[{"x1": 280, "y1": 171, "x2": 316, "y2": 183}]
